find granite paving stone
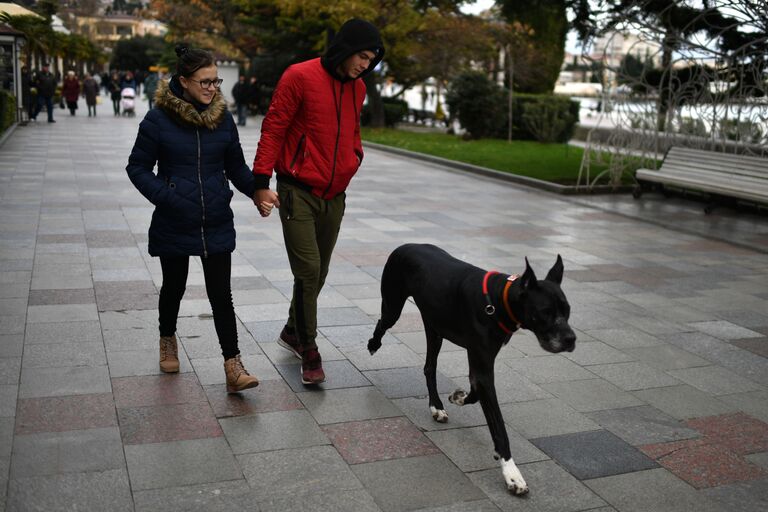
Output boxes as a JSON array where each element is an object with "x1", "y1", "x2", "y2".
[
  {"x1": 124, "y1": 437, "x2": 242, "y2": 491},
  {"x1": 667, "y1": 365, "x2": 763, "y2": 395},
  {"x1": 343, "y1": 342, "x2": 423, "y2": 371},
  {"x1": 531, "y1": 430, "x2": 659, "y2": 480},
  {"x1": 257, "y1": 489, "x2": 383, "y2": 512},
  {"x1": 204, "y1": 379, "x2": 304, "y2": 418},
  {"x1": 132, "y1": 480, "x2": 259, "y2": 512},
  {"x1": 219, "y1": 409, "x2": 328, "y2": 454},
  {"x1": 468, "y1": 460, "x2": 607, "y2": 512},
  {"x1": 10, "y1": 427, "x2": 124, "y2": 478},
  {"x1": 633, "y1": 384, "x2": 739, "y2": 420},
  {"x1": 118, "y1": 402, "x2": 223, "y2": 444},
  {"x1": 623, "y1": 344, "x2": 711, "y2": 371},
  {"x1": 106, "y1": 348, "x2": 194, "y2": 378},
  {"x1": 352, "y1": 454, "x2": 487, "y2": 512},
  {"x1": 585, "y1": 405, "x2": 700, "y2": 446},
  {"x1": 21, "y1": 342, "x2": 106, "y2": 369},
  {"x1": 426, "y1": 425, "x2": 548, "y2": 472},
  {"x1": 500, "y1": 398, "x2": 602, "y2": 439},
  {"x1": 393, "y1": 396, "x2": 489, "y2": 431},
  {"x1": 505, "y1": 356, "x2": 597, "y2": 384},
  {"x1": 112, "y1": 373, "x2": 206, "y2": 408},
  {"x1": 323, "y1": 416, "x2": 440, "y2": 464},
  {"x1": 362, "y1": 366, "x2": 456, "y2": 398},
  {"x1": 239, "y1": 445, "x2": 364, "y2": 500},
  {"x1": 24, "y1": 320, "x2": 103, "y2": 344},
  {"x1": 540, "y1": 379, "x2": 645, "y2": 412},
  {"x1": 14, "y1": 393, "x2": 117, "y2": 435},
  {"x1": 298, "y1": 386, "x2": 403, "y2": 425},
  {"x1": 699, "y1": 478, "x2": 768, "y2": 512},
  {"x1": 584, "y1": 468, "x2": 724, "y2": 512},
  {"x1": 6, "y1": 469, "x2": 134, "y2": 512},
  {"x1": 19, "y1": 365, "x2": 111, "y2": 398},
  {"x1": 276, "y1": 359, "x2": 372, "y2": 392},
  {"x1": 585, "y1": 362, "x2": 682, "y2": 391}
]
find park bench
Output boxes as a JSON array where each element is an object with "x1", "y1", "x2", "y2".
[{"x1": 633, "y1": 146, "x2": 768, "y2": 214}]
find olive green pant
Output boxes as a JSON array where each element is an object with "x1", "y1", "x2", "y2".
[{"x1": 277, "y1": 181, "x2": 346, "y2": 350}]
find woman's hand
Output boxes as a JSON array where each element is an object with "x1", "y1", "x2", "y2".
[{"x1": 253, "y1": 188, "x2": 280, "y2": 217}]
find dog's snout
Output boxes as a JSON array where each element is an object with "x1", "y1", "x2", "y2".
[{"x1": 563, "y1": 331, "x2": 576, "y2": 352}]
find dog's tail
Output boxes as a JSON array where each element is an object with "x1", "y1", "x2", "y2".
[{"x1": 368, "y1": 248, "x2": 411, "y2": 355}]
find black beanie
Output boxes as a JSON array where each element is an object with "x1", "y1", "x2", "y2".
[{"x1": 321, "y1": 18, "x2": 385, "y2": 81}]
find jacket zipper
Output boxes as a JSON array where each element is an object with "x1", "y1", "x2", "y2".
[
  {"x1": 196, "y1": 129, "x2": 208, "y2": 257},
  {"x1": 289, "y1": 134, "x2": 305, "y2": 173},
  {"x1": 323, "y1": 81, "x2": 344, "y2": 199}
]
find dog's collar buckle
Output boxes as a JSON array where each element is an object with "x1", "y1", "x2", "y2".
[{"x1": 485, "y1": 304, "x2": 496, "y2": 316}]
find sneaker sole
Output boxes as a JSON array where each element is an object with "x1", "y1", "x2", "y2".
[
  {"x1": 159, "y1": 364, "x2": 179, "y2": 373},
  {"x1": 301, "y1": 375, "x2": 326, "y2": 385},
  {"x1": 277, "y1": 337, "x2": 302, "y2": 359}
]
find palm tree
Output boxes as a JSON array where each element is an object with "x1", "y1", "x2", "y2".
[{"x1": 0, "y1": 13, "x2": 53, "y2": 69}]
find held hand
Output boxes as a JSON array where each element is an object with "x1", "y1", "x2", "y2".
[{"x1": 253, "y1": 189, "x2": 280, "y2": 217}]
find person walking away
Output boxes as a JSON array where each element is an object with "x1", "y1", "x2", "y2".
[
  {"x1": 121, "y1": 70, "x2": 137, "y2": 91},
  {"x1": 126, "y1": 44, "x2": 264, "y2": 393},
  {"x1": 252, "y1": 18, "x2": 384, "y2": 384},
  {"x1": 247, "y1": 75, "x2": 261, "y2": 115},
  {"x1": 32, "y1": 63, "x2": 57, "y2": 123},
  {"x1": 143, "y1": 70, "x2": 159, "y2": 110},
  {"x1": 82, "y1": 73, "x2": 99, "y2": 117},
  {"x1": 62, "y1": 71, "x2": 80, "y2": 116},
  {"x1": 108, "y1": 72, "x2": 121, "y2": 116},
  {"x1": 231, "y1": 75, "x2": 249, "y2": 126},
  {"x1": 20, "y1": 66, "x2": 32, "y2": 122}
]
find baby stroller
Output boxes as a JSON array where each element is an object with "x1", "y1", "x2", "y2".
[{"x1": 121, "y1": 87, "x2": 136, "y2": 117}]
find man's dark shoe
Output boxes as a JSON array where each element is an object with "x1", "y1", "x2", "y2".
[
  {"x1": 301, "y1": 348, "x2": 325, "y2": 385},
  {"x1": 47, "y1": 119, "x2": 56, "y2": 123},
  {"x1": 277, "y1": 326, "x2": 301, "y2": 359}
]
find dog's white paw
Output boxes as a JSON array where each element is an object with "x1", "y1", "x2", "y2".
[
  {"x1": 501, "y1": 458, "x2": 529, "y2": 496},
  {"x1": 448, "y1": 389, "x2": 467, "y2": 406},
  {"x1": 430, "y1": 406, "x2": 448, "y2": 423}
]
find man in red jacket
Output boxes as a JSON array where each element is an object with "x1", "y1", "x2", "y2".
[{"x1": 252, "y1": 19, "x2": 384, "y2": 384}]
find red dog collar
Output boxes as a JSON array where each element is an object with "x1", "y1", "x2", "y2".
[{"x1": 483, "y1": 272, "x2": 522, "y2": 334}]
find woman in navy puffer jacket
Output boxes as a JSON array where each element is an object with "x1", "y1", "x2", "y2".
[{"x1": 126, "y1": 44, "x2": 265, "y2": 393}]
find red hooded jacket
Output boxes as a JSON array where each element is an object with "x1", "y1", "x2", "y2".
[{"x1": 253, "y1": 19, "x2": 384, "y2": 200}]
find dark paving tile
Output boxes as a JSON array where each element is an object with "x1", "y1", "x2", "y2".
[
  {"x1": 15, "y1": 393, "x2": 117, "y2": 435},
  {"x1": 27, "y1": 288, "x2": 95, "y2": 306},
  {"x1": 276, "y1": 359, "x2": 371, "y2": 392},
  {"x1": 531, "y1": 429, "x2": 658, "y2": 480},
  {"x1": 363, "y1": 366, "x2": 456, "y2": 398},
  {"x1": 118, "y1": 402, "x2": 222, "y2": 445},
  {"x1": 6, "y1": 469, "x2": 133, "y2": 512},
  {"x1": 731, "y1": 337, "x2": 768, "y2": 358},
  {"x1": 112, "y1": 373, "x2": 207, "y2": 408},
  {"x1": 204, "y1": 380, "x2": 303, "y2": 418},
  {"x1": 585, "y1": 406, "x2": 700, "y2": 446},
  {"x1": 700, "y1": 478, "x2": 768, "y2": 512},
  {"x1": 322, "y1": 416, "x2": 440, "y2": 464},
  {"x1": 299, "y1": 387, "x2": 403, "y2": 425},
  {"x1": 352, "y1": 454, "x2": 486, "y2": 512}
]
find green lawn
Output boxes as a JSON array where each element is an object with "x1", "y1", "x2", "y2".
[{"x1": 361, "y1": 127, "x2": 600, "y2": 185}]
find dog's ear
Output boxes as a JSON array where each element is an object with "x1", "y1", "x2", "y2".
[
  {"x1": 545, "y1": 254, "x2": 564, "y2": 285},
  {"x1": 520, "y1": 257, "x2": 538, "y2": 289}
]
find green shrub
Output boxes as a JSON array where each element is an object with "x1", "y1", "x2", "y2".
[
  {"x1": 362, "y1": 97, "x2": 409, "y2": 128},
  {"x1": 518, "y1": 96, "x2": 578, "y2": 143},
  {"x1": 720, "y1": 119, "x2": 763, "y2": 144},
  {"x1": 445, "y1": 71, "x2": 505, "y2": 139},
  {"x1": 0, "y1": 90, "x2": 16, "y2": 135}
]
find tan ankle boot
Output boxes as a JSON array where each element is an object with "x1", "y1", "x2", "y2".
[
  {"x1": 224, "y1": 355, "x2": 259, "y2": 393},
  {"x1": 159, "y1": 335, "x2": 179, "y2": 373}
]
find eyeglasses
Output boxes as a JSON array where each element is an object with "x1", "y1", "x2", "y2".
[{"x1": 187, "y1": 78, "x2": 223, "y2": 89}]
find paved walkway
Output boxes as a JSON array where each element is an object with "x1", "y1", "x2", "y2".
[{"x1": 1, "y1": 95, "x2": 767, "y2": 512}]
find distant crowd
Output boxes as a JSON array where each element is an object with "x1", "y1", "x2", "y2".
[{"x1": 20, "y1": 65, "x2": 162, "y2": 122}]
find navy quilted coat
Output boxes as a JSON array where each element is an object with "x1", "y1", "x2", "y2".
[{"x1": 126, "y1": 77, "x2": 257, "y2": 257}]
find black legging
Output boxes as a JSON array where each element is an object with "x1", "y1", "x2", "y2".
[
  {"x1": 112, "y1": 98, "x2": 120, "y2": 115},
  {"x1": 158, "y1": 253, "x2": 239, "y2": 359}
]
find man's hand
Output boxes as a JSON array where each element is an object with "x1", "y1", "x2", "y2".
[{"x1": 253, "y1": 188, "x2": 280, "y2": 217}]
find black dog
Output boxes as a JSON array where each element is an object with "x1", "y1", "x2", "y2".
[{"x1": 368, "y1": 243, "x2": 576, "y2": 495}]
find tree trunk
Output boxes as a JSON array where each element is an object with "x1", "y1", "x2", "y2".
[
  {"x1": 363, "y1": 73, "x2": 385, "y2": 128},
  {"x1": 657, "y1": 33, "x2": 674, "y2": 133}
]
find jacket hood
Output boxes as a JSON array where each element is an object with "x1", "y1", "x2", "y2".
[
  {"x1": 321, "y1": 18, "x2": 384, "y2": 82},
  {"x1": 154, "y1": 76, "x2": 226, "y2": 130}
]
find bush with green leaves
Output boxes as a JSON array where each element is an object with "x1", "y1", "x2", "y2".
[
  {"x1": 518, "y1": 96, "x2": 578, "y2": 143},
  {"x1": 362, "y1": 97, "x2": 409, "y2": 128},
  {"x1": 0, "y1": 90, "x2": 16, "y2": 136},
  {"x1": 445, "y1": 71, "x2": 505, "y2": 139},
  {"x1": 720, "y1": 119, "x2": 763, "y2": 144}
]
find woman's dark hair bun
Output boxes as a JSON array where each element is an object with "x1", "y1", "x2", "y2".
[{"x1": 174, "y1": 44, "x2": 189, "y2": 57}]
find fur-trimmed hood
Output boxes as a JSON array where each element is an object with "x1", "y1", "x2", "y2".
[{"x1": 154, "y1": 77, "x2": 226, "y2": 130}]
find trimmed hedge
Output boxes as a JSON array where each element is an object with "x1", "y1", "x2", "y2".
[{"x1": 0, "y1": 90, "x2": 16, "y2": 136}]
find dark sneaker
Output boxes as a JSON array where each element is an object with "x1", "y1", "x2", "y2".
[
  {"x1": 301, "y1": 349, "x2": 325, "y2": 385},
  {"x1": 277, "y1": 326, "x2": 301, "y2": 359}
]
